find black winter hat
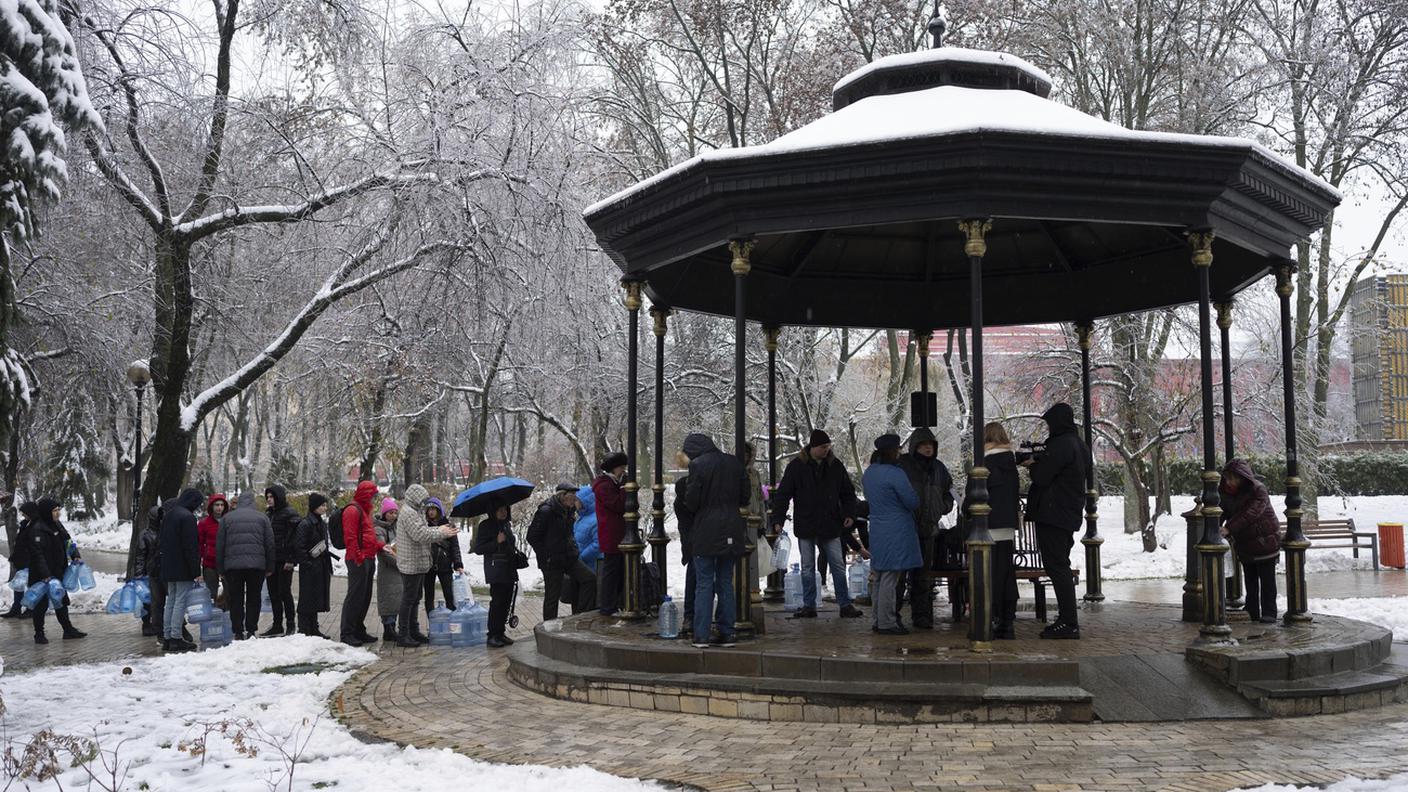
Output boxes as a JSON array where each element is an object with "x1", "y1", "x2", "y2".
[
  {"x1": 307, "y1": 493, "x2": 328, "y2": 514},
  {"x1": 874, "y1": 433, "x2": 902, "y2": 452},
  {"x1": 555, "y1": 482, "x2": 578, "y2": 494},
  {"x1": 808, "y1": 429, "x2": 832, "y2": 448},
  {"x1": 600, "y1": 451, "x2": 629, "y2": 472}
]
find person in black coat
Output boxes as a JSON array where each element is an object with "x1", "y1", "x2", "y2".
[
  {"x1": 263, "y1": 484, "x2": 300, "y2": 636},
  {"x1": 896, "y1": 427, "x2": 955, "y2": 629},
  {"x1": 159, "y1": 488, "x2": 205, "y2": 652},
  {"x1": 1022, "y1": 402, "x2": 1089, "y2": 639},
  {"x1": 2, "y1": 501, "x2": 40, "y2": 619},
  {"x1": 26, "y1": 497, "x2": 87, "y2": 644},
  {"x1": 135, "y1": 502, "x2": 166, "y2": 638},
  {"x1": 421, "y1": 496, "x2": 465, "y2": 614},
  {"x1": 527, "y1": 484, "x2": 596, "y2": 621},
  {"x1": 473, "y1": 502, "x2": 519, "y2": 648},
  {"x1": 683, "y1": 433, "x2": 749, "y2": 647},
  {"x1": 293, "y1": 493, "x2": 335, "y2": 638},
  {"x1": 769, "y1": 429, "x2": 862, "y2": 618},
  {"x1": 984, "y1": 422, "x2": 1022, "y2": 639}
]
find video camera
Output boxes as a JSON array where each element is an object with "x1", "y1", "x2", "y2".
[{"x1": 1014, "y1": 440, "x2": 1046, "y2": 465}]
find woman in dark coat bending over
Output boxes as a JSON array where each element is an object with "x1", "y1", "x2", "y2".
[
  {"x1": 473, "y1": 501, "x2": 519, "y2": 648},
  {"x1": 1220, "y1": 459, "x2": 1282, "y2": 624}
]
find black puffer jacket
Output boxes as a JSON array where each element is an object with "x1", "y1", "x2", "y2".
[
  {"x1": 265, "y1": 485, "x2": 301, "y2": 564},
  {"x1": 984, "y1": 447, "x2": 1022, "y2": 532},
  {"x1": 1027, "y1": 403, "x2": 1090, "y2": 531},
  {"x1": 10, "y1": 501, "x2": 39, "y2": 569},
  {"x1": 159, "y1": 489, "x2": 204, "y2": 582},
  {"x1": 27, "y1": 498, "x2": 77, "y2": 581},
  {"x1": 897, "y1": 428, "x2": 956, "y2": 538},
  {"x1": 683, "y1": 434, "x2": 749, "y2": 558},
  {"x1": 770, "y1": 445, "x2": 858, "y2": 541},
  {"x1": 136, "y1": 503, "x2": 164, "y2": 581},
  {"x1": 527, "y1": 495, "x2": 579, "y2": 571},
  {"x1": 217, "y1": 491, "x2": 275, "y2": 573},
  {"x1": 673, "y1": 475, "x2": 694, "y2": 564},
  {"x1": 472, "y1": 515, "x2": 518, "y2": 586}
]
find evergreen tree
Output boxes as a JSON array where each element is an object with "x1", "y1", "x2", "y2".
[{"x1": 41, "y1": 395, "x2": 111, "y2": 518}]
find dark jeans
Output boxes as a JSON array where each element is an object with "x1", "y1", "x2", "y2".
[
  {"x1": 683, "y1": 560, "x2": 696, "y2": 624},
  {"x1": 542, "y1": 560, "x2": 597, "y2": 621},
  {"x1": 1035, "y1": 523, "x2": 1078, "y2": 626},
  {"x1": 488, "y1": 581, "x2": 514, "y2": 637},
  {"x1": 265, "y1": 566, "x2": 295, "y2": 628},
  {"x1": 340, "y1": 557, "x2": 376, "y2": 640},
  {"x1": 896, "y1": 534, "x2": 936, "y2": 626},
  {"x1": 423, "y1": 568, "x2": 455, "y2": 612},
  {"x1": 225, "y1": 568, "x2": 265, "y2": 637},
  {"x1": 202, "y1": 567, "x2": 221, "y2": 604},
  {"x1": 599, "y1": 553, "x2": 623, "y2": 614},
  {"x1": 1241, "y1": 557, "x2": 1278, "y2": 621},
  {"x1": 398, "y1": 571, "x2": 425, "y2": 636},
  {"x1": 143, "y1": 577, "x2": 167, "y2": 630},
  {"x1": 992, "y1": 539, "x2": 1019, "y2": 623}
]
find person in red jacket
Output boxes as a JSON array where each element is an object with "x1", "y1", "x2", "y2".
[
  {"x1": 197, "y1": 493, "x2": 227, "y2": 603},
  {"x1": 593, "y1": 452, "x2": 628, "y2": 616},
  {"x1": 1219, "y1": 459, "x2": 1282, "y2": 624},
  {"x1": 339, "y1": 481, "x2": 384, "y2": 646}
]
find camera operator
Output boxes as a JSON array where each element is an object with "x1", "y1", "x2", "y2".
[{"x1": 1020, "y1": 402, "x2": 1089, "y2": 639}]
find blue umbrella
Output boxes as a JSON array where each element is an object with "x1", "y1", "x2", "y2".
[{"x1": 452, "y1": 476, "x2": 535, "y2": 519}]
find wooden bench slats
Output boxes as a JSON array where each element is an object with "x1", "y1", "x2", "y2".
[{"x1": 1277, "y1": 517, "x2": 1379, "y2": 570}]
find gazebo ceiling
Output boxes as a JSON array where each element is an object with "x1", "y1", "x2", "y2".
[{"x1": 583, "y1": 48, "x2": 1340, "y2": 330}]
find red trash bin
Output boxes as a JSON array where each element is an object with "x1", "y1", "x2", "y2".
[{"x1": 1379, "y1": 523, "x2": 1405, "y2": 569}]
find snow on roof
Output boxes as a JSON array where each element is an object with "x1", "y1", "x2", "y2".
[
  {"x1": 831, "y1": 47, "x2": 1053, "y2": 95},
  {"x1": 585, "y1": 84, "x2": 1339, "y2": 217}
]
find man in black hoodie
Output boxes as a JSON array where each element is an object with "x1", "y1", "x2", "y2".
[
  {"x1": 683, "y1": 433, "x2": 749, "y2": 647},
  {"x1": 897, "y1": 428, "x2": 955, "y2": 629},
  {"x1": 264, "y1": 484, "x2": 300, "y2": 636},
  {"x1": 1022, "y1": 403, "x2": 1089, "y2": 639},
  {"x1": 770, "y1": 429, "x2": 863, "y2": 619},
  {"x1": 159, "y1": 488, "x2": 205, "y2": 652}
]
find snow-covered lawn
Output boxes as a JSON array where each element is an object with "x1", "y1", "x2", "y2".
[
  {"x1": 1235, "y1": 772, "x2": 1408, "y2": 791},
  {"x1": 0, "y1": 636, "x2": 657, "y2": 791}
]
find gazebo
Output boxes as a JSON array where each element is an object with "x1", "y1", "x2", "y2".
[{"x1": 581, "y1": 23, "x2": 1339, "y2": 649}]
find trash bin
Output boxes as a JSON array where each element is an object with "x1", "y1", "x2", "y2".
[{"x1": 1379, "y1": 523, "x2": 1405, "y2": 569}]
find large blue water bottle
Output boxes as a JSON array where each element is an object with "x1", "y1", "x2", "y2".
[
  {"x1": 185, "y1": 581, "x2": 214, "y2": 623},
  {"x1": 260, "y1": 584, "x2": 272, "y2": 613},
  {"x1": 455, "y1": 599, "x2": 488, "y2": 647},
  {"x1": 22, "y1": 579, "x2": 49, "y2": 610},
  {"x1": 452, "y1": 573, "x2": 469, "y2": 606},
  {"x1": 62, "y1": 563, "x2": 81, "y2": 592},
  {"x1": 200, "y1": 608, "x2": 232, "y2": 648},
  {"x1": 847, "y1": 559, "x2": 869, "y2": 599},
  {"x1": 783, "y1": 563, "x2": 803, "y2": 612},
  {"x1": 47, "y1": 579, "x2": 66, "y2": 607},
  {"x1": 106, "y1": 581, "x2": 138, "y2": 614},
  {"x1": 77, "y1": 562, "x2": 96, "y2": 591},
  {"x1": 133, "y1": 577, "x2": 152, "y2": 604},
  {"x1": 657, "y1": 595, "x2": 680, "y2": 639},
  {"x1": 9, "y1": 567, "x2": 27, "y2": 591},
  {"x1": 428, "y1": 602, "x2": 453, "y2": 646}
]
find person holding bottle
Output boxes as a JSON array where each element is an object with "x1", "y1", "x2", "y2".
[
  {"x1": 196, "y1": 493, "x2": 227, "y2": 608},
  {"x1": 26, "y1": 497, "x2": 87, "y2": 644},
  {"x1": 293, "y1": 493, "x2": 334, "y2": 638},
  {"x1": 473, "y1": 501, "x2": 519, "y2": 648},
  {"x1": 422, "y1": 496, "x2": 464, "y2": 615},
  {"x1": 2, "y1": 501, "x2": 39, "y2": 619}
]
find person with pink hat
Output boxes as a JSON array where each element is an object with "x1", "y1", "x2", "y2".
[{"x1": 373, "y1": 497, "x2": 402, "y2": 642}]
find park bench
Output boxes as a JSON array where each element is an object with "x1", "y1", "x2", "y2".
[
  {"x1": 930, "y1": 503, "x2": 1079, "y2": 623},
  {"x1": 1278, "y1": 518, "x2": 1379, "y2": 571}
]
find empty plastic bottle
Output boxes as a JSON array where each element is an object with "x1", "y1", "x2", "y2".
[
  {"x1": 847, "y1": 559, "x2": 870, "y2": 599},
  {"x1": 428, "y1": 602, "x2": 454, "y2": 647},
  {"x1": 260, "y1": 585, "x2": 272, "y2": 613},
  {"x1": 656, "y1": 595, "x2": 680, "y2": 639},
  {"x1": 46, "y1": 579, "x2": 66, "y2": 607},
  {"x1": 133, "y1": 576, "x2": 151, "y2": 605},
  {"x1": 452, "y1": 573, "x2": 469, "y2": 606},
  {"x1": 185, "y1": 581, "x2": 214, "y2": 623},
  {"x1": 8, "y1": 567, "x2": 27, "y2": 592},
  {"x1": 62, "y1": 562, "x2": 81, "y2": 592},
  {"x1": 77, "y1": 562, "x2": 96, "y2": 591},
  {"x1": 783, "y1": 563, "x2": 803, "y2": 612},
  {"x1": 772, "y1": 530, "x2": 792, "y2": 571},
  {"x1": 106, "y1": 581, "x2": 138, "y2": 614},
  {"x1": 21, "y1": 579, "x2": 48, "y2": 610}
]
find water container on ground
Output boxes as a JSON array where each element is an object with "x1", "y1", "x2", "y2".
[
  {"x1": 8, "y1": 567, "x2": 27, "y2": 592},
  {"x1": 185, "y1": 581, "x2": 214, "y2": 623},
  {"x1": 453, "y1": 600, "x2": 488, "y2": 647},
  {"x1": 200, "y1": 608, "x2": 232, "y2": 648},
  {"x1": 847, "y1": 559, "x2": 870, "y2": 599},
  {"x1": 783, "y1": 563, "x2": 803, "y2": 612},
  {"x1": 657, "y1": 595, "x2": 680, "y2": 638},
  {"x1": 21, "y1": 579, "x2": 48, "y2": 610},
  {"x1": 106, "y1": 581, "x2": 138, "y2": 614},
  {"x1": 772, "y1": 531, "x2": 792, "y2": 571},
  {"x1": 428, "y1": 602, "x2": 453, "y2": 646}
]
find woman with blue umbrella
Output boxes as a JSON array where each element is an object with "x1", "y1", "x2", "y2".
[{"x1": 455, "y1": 476, "x2": 534, "y2": 647}]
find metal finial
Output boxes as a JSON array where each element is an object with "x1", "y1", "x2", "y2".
[{"x1": 928, "y1": 2, "x2": 949, "y2": 48}]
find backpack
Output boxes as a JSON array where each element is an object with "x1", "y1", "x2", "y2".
[
  {"x1": 328, "y1": 504, "x2": 347, "y2": 551},
  {"x1": 639, "y1": 561, "x2": 662, "y2": 614}
]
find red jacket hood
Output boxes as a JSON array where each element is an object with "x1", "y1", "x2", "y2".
[
  {"x1": 353, "y1": 481, "x2": 378, "y2": 510},
  {"x1": 206, "y1": 493, "x2": 228, "y2": 513}
]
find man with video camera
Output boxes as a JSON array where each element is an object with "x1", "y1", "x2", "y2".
[{"x1": 1020, "y1": 402, "x2": 1089, "y2": 639}]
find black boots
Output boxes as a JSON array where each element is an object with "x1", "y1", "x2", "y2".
[
  {"x1": 2, "y1": 592, "x2": 21, "y2": 618},
  {"x1": 55, "y1": 608, "x2": 86, "y2": 639},
  {"x1": 382, "y1": 618, "x2": 398, "y2": 643}
]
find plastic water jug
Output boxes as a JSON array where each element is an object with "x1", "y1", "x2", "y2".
[
  {"x1": 200, "y1": 608, "x2": 232, "y2": 648},
  {"x1": 453, "y1": 600, "x2": 488, "y2": 647},
  {"x1": 185, "y1": 581, "x2": 214, "y2": 623},
  {"x1": 656, "y1": 595, "x2": 680, "y2": 639},
  {"x1": 8, "y1": 567, "x2": 27, "y2": 591},
  {"x1": 47, "y1": 579, "x2": 66, "y2": 607},
  {"x1": 133, "y1": 577, "x2": 152, "y2": 604},
  {"x1": 452, "y1": 573, "x2": 469, "y2": 606},
  {"x1": 21, "y1": 579, "x2": 48, "y2": 609},
  {"x1": 106, "y1": 581, "x2": 138, "y2": 614},
  {"x1": 783, "y1": 563, "x2": 803, "y2": 612},
  {"x1": 428, "y1": 602, "x2": 453, "y2": 647},
  {"x1": 77, "y1": 562, "x2": 96, "y2": 591},
  {"x1": 772, "y1": 531, "x2": 792, "y2": 571},
  {"x1": 62, "y1": 563, "x2": 81, "y2": 592},
  {"x1": 847, "y1": 559, "x2": 870, "y2": 599},
  {"x1": 260, "y1": 585, "x2": 272, "y2": 613}
]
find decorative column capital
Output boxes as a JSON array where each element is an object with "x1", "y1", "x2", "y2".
[
  {"x1": 764, "y1": 325, "x2": 781, "y2": 352},
  {"x1": 621, "y1": 279, "x2": 643, "y2": 311},
  {"x1": 1187, "y1": 229, "x2": 1215, "y2": 268},
  {"x1": 1216, "y1": 301, "x2": 1234, "y2": 330},
  {"x1": 915, "y1": 330, "x2": 933, "y2": 359},
  {"x1": 1075, "y1": 321, "x2": 1093, "y2": 351},
  {"x1": 650, "y1": 304, "x2": 670, "y2": 336},
  {"x1": 1275, "y1": 259, "x2": 1296, "y2": 296},
  {"x1": 729, "y1": 238, "x2": 755, "y2": 276},
  {"x1": 959, "y1": 219, "x2": 992, "y2": 258}
]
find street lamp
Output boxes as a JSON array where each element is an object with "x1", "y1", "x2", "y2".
[{"x1": 127, "y1": 360, "x2": 151, "y2": 525}]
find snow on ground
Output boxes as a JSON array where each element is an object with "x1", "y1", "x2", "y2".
[
  {"x1": 0, "y1": 636, "x2": 659, "y2": 792},
  {"x1": 1308, "y1": 597, "x2": 1408, "y2": 639},
  {"x1": 1235, "y1": 772, "x2": 1408, "y2": 791}
]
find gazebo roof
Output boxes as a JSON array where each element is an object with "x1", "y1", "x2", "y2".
[{"x1": 583, "y1": 47, "x2": 1340, "y2": 330}]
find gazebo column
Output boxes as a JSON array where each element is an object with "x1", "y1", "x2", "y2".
[
  {"x1": 1277, "y1": 261, "x2": 1313, "y2": 626},
  {"x1": 1189, "y1": 231, "x2": 1233, "y2": 644},
  {"x1": 1218, "y1": 301, "x2": 1245, "y2": 611},
  {"x1": 649, "y1": 305, "x2": 671, "y2": 596},
  {"x1": 960, "y1": 219, "x2": 994, "y2": 650},
  {"x1": 730, "y1": 239, "x2": 757, "y2": 635},
  {"x1": 917, "y1": 330, "x2": 933, "y2": 426},
  {"x1": 620, "y1": 279, "x2": 646, "y2": 619},
  {"x1": 763, "y1": 326, "x2": 784, "y2": 602},
  {"x1": 1076, "y1": 322, "x2": 1104, "y2": 603}
]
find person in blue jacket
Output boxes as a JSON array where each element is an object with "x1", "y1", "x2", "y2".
[
  {"x1": 571, "y1": 485, "x2": 601, "y2": 613},
  {"x1": 862, "y1": 434, "x2": 921, "y2": 635}
]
